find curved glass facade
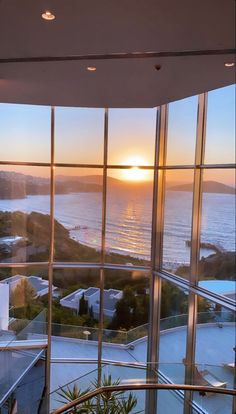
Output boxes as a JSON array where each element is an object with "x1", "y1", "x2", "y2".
[{"x1": 0, "y1": 84, "x2": 235, "y2": 413}]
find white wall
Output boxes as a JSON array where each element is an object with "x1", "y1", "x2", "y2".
[{"x1": 0, "y1": 284, "x2": 9, "y2": 330}]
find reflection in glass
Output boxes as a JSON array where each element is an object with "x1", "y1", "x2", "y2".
[
  {"x1": 198, "y1": 169, "x2": 235, "y2": 294},
  {"x1": 162, "y1": 170, "x2": 194, "y2": 278},
  {"x1": 0, "y1": 166, "x2": 50, "y2": 263},
  {"x1": 204, "y1": 85, "x2": 235, "y2": 164},
  {"x1": 55, "y1": 107, "x2": 104, "y2": 164},
  {"x1": 54, "y1": 168, "x2": 103, "y2": 262},
  {"x1": 108, "y1": 108, "x2": 156, "y2": 165},
  {"x1": 0, "y1": 103, "x2": 50, "y2": 162},
  {"x1": 166, "y1": 95, "x2": 198, "y2": 165},
  {"x1": 106, "y1": 170, "x2": 153, "y2": 264}
]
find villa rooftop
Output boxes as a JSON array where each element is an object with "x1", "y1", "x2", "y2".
[{"x1": 1, "y1": 275, "x2": 57, "y2": 297}]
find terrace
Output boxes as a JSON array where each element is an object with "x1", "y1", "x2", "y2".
[{"x1": 0, "y1": 311, "x2": 234, "y2": 413}]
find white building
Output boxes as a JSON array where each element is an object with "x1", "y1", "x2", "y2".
[
  {"x1": 60, "y1": 287, "x2": 123, "y2": 319},
  {"x1": 0, "y1": 275, "x2": 58, "y2": 298}
]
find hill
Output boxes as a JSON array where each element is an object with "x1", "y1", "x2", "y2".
[
  {"x1": 0, "y1": 171, "x2": 153, "y2": 198},
  {"x1": 0, "y1": 171, "x2": 102, "y2": 198},
  {"x1": 0, "y1": 211, "x2": 146, "y2": 266},
  {"x1": 169, "y1": 180, "x2": 235, "y2": 194}
]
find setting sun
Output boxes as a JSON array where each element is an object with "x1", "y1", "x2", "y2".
[{"x1": 121, "y1": 156, "x2": 150, "y2": 181}]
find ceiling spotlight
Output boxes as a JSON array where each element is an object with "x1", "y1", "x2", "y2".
[
  {"x1": 41, "y1": 11, "x2": 55, "y2": 21},
  {"x1": 87, "y1": 66, "x2": 97, "y2": 72},
  {"x1": 224, "y1": 62, "x2": 235, "y2": 68},
  {"x1": 154, "y1": 64, "x2": 161, "y2": 71}
]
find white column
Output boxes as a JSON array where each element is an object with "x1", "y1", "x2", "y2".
[{"x1": 0, "y1": 284, "x2": 9, "y2": 330}]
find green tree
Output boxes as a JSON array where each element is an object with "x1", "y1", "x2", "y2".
[
  {"x1": 109, "y1": 286, "x2": 136, "y2": 330},
  {"x1": 79, "y1": 293, "x2": 88, "y2": 316},
  {"x1": 10, "y1": 278, "x2": 36, "y2": 308}
]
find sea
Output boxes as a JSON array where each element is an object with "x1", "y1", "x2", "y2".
[{"x1": 0, "y1": 190, "x2": 235, "y2": 265}]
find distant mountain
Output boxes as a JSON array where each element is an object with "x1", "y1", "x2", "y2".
[
  {"x1": 57, "y1": 174, "x2": 119, "y2": 186},
  {"x1": 169, "y1": 181, "x2": 235, "y2": 194},
  {"x1": 0, "y1": 171, "x2": 102, "y2": 199},
  {"x1": 1, "y1": 171, "x2": 233, "y2": 199},
  {"x1": 55, "y1": 174, "x2": 153, "y2": 192}
]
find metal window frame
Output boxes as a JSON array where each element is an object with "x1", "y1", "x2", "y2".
[{"x1": 0, "y1": 91, "x2": 235, "y2": 414}]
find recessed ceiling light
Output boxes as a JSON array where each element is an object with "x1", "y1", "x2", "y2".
[
  {"x1": 41, "y1": 11, "x2": 55, "y2": 21},
  {"x1": 224, "y1": 62, "x2": 235, "y2": 68},
  {"x1": 87, "y1": 66, "x2": 97, "y2": 72},
  {"x1": 154, "y1": 64, "x2": 161, "y2": 71}
]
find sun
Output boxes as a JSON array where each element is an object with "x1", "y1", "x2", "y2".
[{"x1": 121, "y1": 156, "x2": 149, "y2": 182}]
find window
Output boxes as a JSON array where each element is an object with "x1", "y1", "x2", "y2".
[{"x1": 0, "y1": 86, "x2": 235, "y2": 413}]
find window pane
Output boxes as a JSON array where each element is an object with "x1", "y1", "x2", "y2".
[
  {"x1": 54, "y1": 168, "x2": 102, "y2": 262},
  {"x1": 159, "y1": 280, "x2": 188, "y2": 384},
  {"x1": 3, "y1": 359, "x2": 46, "y2": 413},
  {"x1": 55, "y1": 107, "x2": 104, "y2": 164},
  {"x1": 162, "y1": 169, "x2": 194, "y2": 279},
  {"x1": 105, "y1": 169, "x2": 153, "y2": 265},
  {"x1": 51, "y1": 269, "x2": 100, "y2": 399},
  {"x1": 204, "y1": 85, "x2": 236, "y2": 164},
  {"x1": 108, "y1": 108, "x2": 156, "y2": 166},
  {"x1": 198, "y1": 169, "x2": 235, "y2": 296},
  {"x1": 0, "y1": 266, "x2": 47, "y2": 405},
  {"x1": 194, "y1": 297, "x2": 235, "y2": 413},
  {"x1": 102, "y1": 269, "x2": 150, "y2": 364},
  {"x1": 166, "y1": 96, "x2": 198, "y2": 165},
  {"x1": 0, "y1": 103, "x2": 50, "y2": 162},
  {"x1": 0, "y1": 166, "x2": 50, "y2": 262}
]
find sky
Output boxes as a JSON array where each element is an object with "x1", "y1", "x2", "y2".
[{"x1": 0, "y1": 84, "x2": 235, "y2": 185}]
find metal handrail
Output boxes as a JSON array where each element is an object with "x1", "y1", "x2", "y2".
[{"x1": 52, "y1": 383, "x2": 236, "y2": 414}]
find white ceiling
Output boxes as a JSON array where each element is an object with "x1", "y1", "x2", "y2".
[{"x1": 0, "y1": 0, "x2": 235, "y2": 107}]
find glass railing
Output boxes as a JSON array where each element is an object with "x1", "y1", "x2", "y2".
[
  {"x1": 1, "y1": 310, "x2": 234, "y2": 410},
  {"x1": 2, "y1": 310, "x2": 233, "y2": 348},
  {"x1": 0, "y1": 310, "x2": 47, "y2": 406},
  {"x1": 51, "y1": 311, "x2": 234, "y2": 345}
]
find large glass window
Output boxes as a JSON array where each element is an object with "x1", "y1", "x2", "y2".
[{"x1": 0, "y1": 85, "x2": 235, "y2": 414}]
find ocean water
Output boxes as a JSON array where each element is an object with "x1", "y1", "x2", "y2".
[{"x1": 0, "y1": 191, "x2": 234, "y2": 264}]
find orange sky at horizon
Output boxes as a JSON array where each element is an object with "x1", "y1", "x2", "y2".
[
  {"x1": 0, "y1": 84, "x2": 235, "y2": 186},
  {"x1": 0, "y1": 164, "x2": 235, "y2": 188}
]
